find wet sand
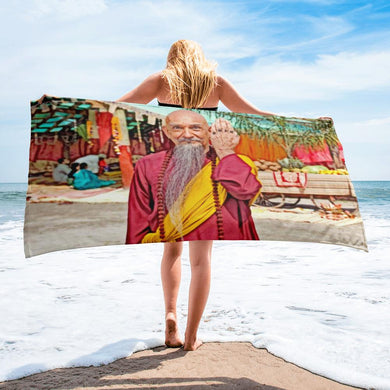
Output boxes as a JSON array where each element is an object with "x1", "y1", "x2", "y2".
[{"x1": 0, "y1": 342, "x2": 365, "y2": 390}]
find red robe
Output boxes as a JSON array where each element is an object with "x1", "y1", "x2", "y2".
[{"x1": 126, "y1": 149, "x2": 261, "y2": 244}]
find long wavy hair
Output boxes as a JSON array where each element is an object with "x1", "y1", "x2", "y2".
[{"x1": 161, "y1": 40, "x2": 218, "y2": 109}]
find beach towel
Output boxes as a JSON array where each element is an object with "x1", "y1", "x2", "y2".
[{"x1": 24, "y1": 96, "x2": 367, "y2": 257}]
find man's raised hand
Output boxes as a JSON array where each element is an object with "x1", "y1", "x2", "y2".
[{"x1": 209, "y1": 118, "x2": 240, "y2": 159}]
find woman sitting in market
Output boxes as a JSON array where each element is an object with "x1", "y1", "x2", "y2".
[
  {"x1": 73, "y1": 162, "x2": 115, "y2": 190},
  {"x1": 67, "y1": 162, "x2": 79, "y2": 186}
]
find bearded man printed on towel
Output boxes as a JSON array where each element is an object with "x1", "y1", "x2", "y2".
[{"x1": 125, "y1": 109, "x2": 262, "y2": 245}]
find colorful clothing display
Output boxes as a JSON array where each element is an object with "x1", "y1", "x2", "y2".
[
  {"x1": 96, "y1": 111, "x2": 113, "y2": 149},
  {"x1": 292, "y1": 141, "x2": 334, "y2": 167}
]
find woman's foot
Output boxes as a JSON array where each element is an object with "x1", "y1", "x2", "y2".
[
  {"x1": 183, "y1": 333, "x2": 203, "y2": 351},
  {"x1": 183, "y1": 338, "x2": 203, "y2": 351},
  {"x1": 165, "y1": 313, "x2": 183, "y2": 347}
]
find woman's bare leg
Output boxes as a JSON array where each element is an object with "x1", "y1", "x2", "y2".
[
  {"x1": 161, "y1": 241, "x2": 183, "y2": 347},
  {"x1": 184, "y1": 240, "x2": 213, "y2": 351}
]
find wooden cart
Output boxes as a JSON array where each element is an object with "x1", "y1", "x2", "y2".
[{"x1": 256, "y1": 172, "x2": 357, "y2": 210}]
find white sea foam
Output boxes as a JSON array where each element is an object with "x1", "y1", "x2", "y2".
[{"x1": 0, "y1": 212, "x2": 389, "y2": 389}]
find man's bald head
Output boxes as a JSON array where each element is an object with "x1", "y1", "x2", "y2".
[
  {"x1": 165, "y1": 109, "x2": 208, "y2": 127},
  {"x1": 163, "y1": 109, "x2": 210, "y2": 150}
]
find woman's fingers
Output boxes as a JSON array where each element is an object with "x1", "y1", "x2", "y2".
[
  {"x1": 318, "y1": 116, "x2": 334, "y2": 124},
  {"x1": 37, "y1": 94, "x2": 58, "y2": 105},
  {"x1": 37, "y1": 94, "x2": 47, "y2": 105}
]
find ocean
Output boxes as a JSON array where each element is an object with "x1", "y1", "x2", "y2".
[{"x1": 0, "y1": 181, "x2": 389, "y2": 389}]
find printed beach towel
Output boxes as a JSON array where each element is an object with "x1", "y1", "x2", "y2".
[{"x1": 24, "y1": 96, "x2": 367, "y2": 257}]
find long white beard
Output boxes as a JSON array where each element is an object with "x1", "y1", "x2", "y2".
[{"x1": 164, "y1": 140, "x2": 205, "y2": 235}]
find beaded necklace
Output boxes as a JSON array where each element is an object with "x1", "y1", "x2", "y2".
[{"x1": 156, "y1": 148, "x2": 224, "y2": 241}]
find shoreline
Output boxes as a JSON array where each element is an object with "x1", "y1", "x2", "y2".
[{"x1": 0, "y1": 342, "x2": 365, "y2": 390}]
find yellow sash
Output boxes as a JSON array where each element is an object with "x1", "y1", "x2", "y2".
[{"x1": 141, "y1": 154, "x2": 261, "y2": 243}]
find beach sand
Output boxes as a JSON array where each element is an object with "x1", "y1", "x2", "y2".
[
  {"x1": 19, "y1": 188, "x2": 368, "y2": 389},
  {"x1": 0, "y1": 342, "x2": 364, "y2": 390},
  {"x1": 24, "y1": 201, "x2": 366, "y2": 257},
  {"x1": 254, "y1": 217, "x2": 367, "y2": 251},
  {"x1": 24, "y1": 202, "x2": 129, "y2": 257}
]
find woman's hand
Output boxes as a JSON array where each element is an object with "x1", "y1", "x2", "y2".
[
  {"x1": 209, "y1": 118, "x2": 240, "y2": 159},
  {"x1": 37, "y1": 94, "x2": 57, "y2": 105},
  {"x1": 318, "y1": 116, "x2": 334, "y2": 124}
]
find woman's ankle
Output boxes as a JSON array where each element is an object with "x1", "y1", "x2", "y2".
[{"x1": 165, "y1": 311, "x2": 177, "y2": 321}]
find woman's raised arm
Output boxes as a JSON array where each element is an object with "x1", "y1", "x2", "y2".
[
  {"x1": 116, "y1": 72, "x2": 161, "y2": 103},
  {"x1": 218, "y1": 75, "x2": 275, "y2": 116}
]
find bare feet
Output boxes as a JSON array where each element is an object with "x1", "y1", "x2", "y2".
[
  {"x1": 183, "y1": 336, "x2": 203, "y2": 351},
  {"x1": 165, "y1": 313, "x2": 183, "y2": 348}
]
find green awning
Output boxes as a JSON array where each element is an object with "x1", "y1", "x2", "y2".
[
  {"x1": 58, "y1": 102, "x2": 75, "y2": 108},
  {"x1": 50, "y1": 127, "x2": 63, "y2": 132},
  {"x1": 38, "y1": 123, "x2": 55, "y2": 129},
  {"x1": 32, "y1": 128, "x2": 49, "y2": 133},
  {"x1": 47, "y1": 117, "x2": 62, "y2": 123},
  {"x1": 76, "y1": 104, "x2": 91, "y2": 110},
  {"x1": 33, "y1": 113, "x2": 51, "y2": 119},
  {"x1": 53, "y1": 112, "x2": 69, "y2": 117},
  {"x1": 58, "y1": 120, "x2": 75, "y2": 126}
]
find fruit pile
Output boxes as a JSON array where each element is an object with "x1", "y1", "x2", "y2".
[
  {"x1": 254, "y1": 159, "x2": 282, "y2": 172},
  {"x1": 253, "y1": 159, "x2": 349, "y2": 175},
  {"x1": 318, "y1": 169, "x2": 349, "y2": 175}
]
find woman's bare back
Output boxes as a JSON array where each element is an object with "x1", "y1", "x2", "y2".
[
  {"x1": 156, "y1": 72, "x2": 220, "y2": 109},
  {"x1": 117, "y1": 72, "x2": 274, "y2": 116}
]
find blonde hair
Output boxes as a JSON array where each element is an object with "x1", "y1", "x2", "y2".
[{"x1": 161, "y1": 40, "x2": 217, "y2": 109}]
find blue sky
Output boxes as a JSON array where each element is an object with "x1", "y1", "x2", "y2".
[{"x1": 1, "y1": 0, "x2": 389, "y2": 181}]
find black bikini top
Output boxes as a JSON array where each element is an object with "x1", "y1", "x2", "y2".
[{"x1": 157, "y1": 100, "x2": 218, "y2": 111}]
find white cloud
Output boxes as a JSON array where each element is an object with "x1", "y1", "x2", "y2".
[
  {"x1": 268, "y1": 0, "x2": 343, "y2": 4},
  {"x1": 357, "y1": 117, "x2": 390, "y2": 126},
  {"x1": 228, "y1": 51, "x2": 390, "y2": 104},
  {"x1": 0, "y1": 0, "x2": 265, "y2": 102},
  {"x1": 337, "y1": 116, "x2": 390, "y2": 143},
  {"x1": 303, "y1": 15, "x2": 354, "y2": 39},
  {"x1": 22, "y1": 0, "x2": 108, "y2": 20},
  {"x1": 1, "y1": 2, "x2": 389, "y2": 108}
]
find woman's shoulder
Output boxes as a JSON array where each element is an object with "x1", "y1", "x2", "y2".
[
  {"x1": 215, "y1": 74, "x2": 229, "y2": 94},
  {"x1": 136, "y1": 72, "x2": 164, "y2": 99},
  {"x1": 216, "y1": 74, "x2": 226, "y2": 85},
  {"x1": 143, "y1": 71, "x2": 164, "y2": 84}
]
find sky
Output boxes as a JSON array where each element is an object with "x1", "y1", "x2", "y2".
[{"x1": 0, "y1": 0, "x2": 389, "y2": 182}]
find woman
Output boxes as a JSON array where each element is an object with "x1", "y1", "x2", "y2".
[
  {"x1": 117, "y1": 39, "x2": 275, "y2": 351},
  {"x1": 117, "y1": 40, "x2": 274, "y2": 115},
  {"x1": 67, "y1": 162, "x2": 79, "y2": 186}
]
